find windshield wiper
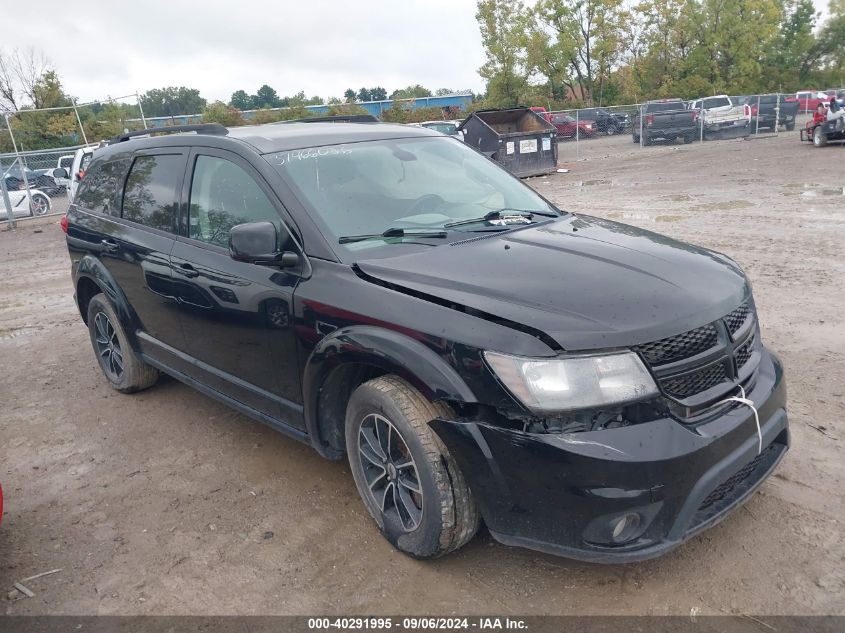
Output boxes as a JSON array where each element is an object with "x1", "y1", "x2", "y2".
[
  {"x1": 338, "y1": 227, "x2": 448, "y2": 244},
  {"x1": 443, "y1": 208, "x2": 559, "y2": 229}
]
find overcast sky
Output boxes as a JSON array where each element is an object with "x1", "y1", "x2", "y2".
[
  {"x1": 3, "y1": 0, "x2": 835, "y2": 107},
  {"x1": 4, "y1": 1, "x2": 488, "y2": 105}
]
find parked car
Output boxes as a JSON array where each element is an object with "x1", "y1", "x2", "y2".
[
  {"x1": 796, "y1": 91, "x2": 828, "y2": 113},
  {"x1": 575, "y1": 107, "x2": 630, "y2": 135},
  {"x1": 0, "y1": 187, "x2": 51, "y2": 219},
  {"x1": 3, "y1": 165, "x2": 59, "y2": 195},
  {"x1": 632, "y1": 99, "x2": 699, "y2": 145},
  {"x1": 409, "y1": 121, "x2": 463, "y2": 140},
  {"x1": 548, "y1": 113, "x2": 596, "y2": 138},
  {"x1": 68, "y1": 146, "x2": 98, "y2": 203},
  {"x1": 40, "y1": 166, "x2": 71, "y2": 192},
  {"x1": 689, "y1": 95, "x2": 750, "y2": 138},
  {"x1": 736, "y1": 94, "x2": 800, "y2": 131},
  {"x1": 64, "y1": 121, "x2": 788, "y2": 562}
]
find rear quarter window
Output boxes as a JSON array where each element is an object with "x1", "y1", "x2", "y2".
[
  {"x1": 74, "y1": 157, "x2": 130, "y2": 215},
  {"x1": 121, "y1": 154, "x2": 183, "y2": 232}
]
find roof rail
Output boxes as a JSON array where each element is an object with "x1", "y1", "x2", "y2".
[
  {"x1": 110, "y1": 123, "x2": 229, "y2": 144},
  {"x1": 279, "y1": 114, "x2": 379, "y2": 124}
]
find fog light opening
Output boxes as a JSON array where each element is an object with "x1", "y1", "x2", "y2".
[{"x1": 610, "y1": 513, "x2": 642, "y2": 544}]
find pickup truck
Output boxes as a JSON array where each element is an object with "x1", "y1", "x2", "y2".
[
  {"x1": 632, "y1": 100, "x2": 698, "y2": 145},
  {"x1": 736, "y1": 94, "x2": 800, "y2": 131},
  {"x1": 689, "y1": 95, "x2": 750, "y2": 138}
]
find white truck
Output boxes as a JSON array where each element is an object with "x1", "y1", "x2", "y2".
[{"x1": 688, "y1": 95, "x2": 751, "y2": 139}]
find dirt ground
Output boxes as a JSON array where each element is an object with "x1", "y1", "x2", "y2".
[{"x1": 1, "y1": 131, "x2": 843, "y2": 616}]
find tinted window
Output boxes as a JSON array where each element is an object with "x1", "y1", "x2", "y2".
[
  {"x1": 188, "y1": 155, "x2": 280, "y2": 248},
  {"x1": 75, "y1": 158, "x2": 129, "y2": 215},
  {"x1": 706, "y1": 97, "x2": 731, "y2": 108},
  {"x1": 580, "y1": 109, "x2": 596, "y2": 118},
  {"x1": 121, "y1": 154, "x2": 181, "y2": 232},
  {"x1": 647, "y1": 102, "x2": 684, "y2": 112}
]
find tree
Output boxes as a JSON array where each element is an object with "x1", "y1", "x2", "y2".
[
  {"x1": 389, "y1": 84, "x2": 433, "y2": 99},
  {"x1": 230, "y1": 90, "x2": 253, "y2": 110},
  {"x1": 0, "y1": 47, "x2": 51, "y2": 112},
  {"x1": 476, "y1": 0, "x2": 529, "y2": 107},
  {"x1": 369, "y1": 86, "x2": 388, "y2": 100},
  {"x1": 202, "y1": 101, "x2": 245, "y2": 126},
  {"x1": 344, "y1": 88, "x2": 357, "y2": 102},
  {"x1": 357, "y1": 87, "x2": 372, "y2": 102},
  {"x1": 141, "y1": 87, "x2": 206, "y2": 117},
  {"x1": 254, "y1": 84, "x2": 280, "y2": 109}
]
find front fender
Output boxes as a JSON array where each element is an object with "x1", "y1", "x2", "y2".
[{"x1": 302, "y1": 325, "x2": 477, "y2": 458}]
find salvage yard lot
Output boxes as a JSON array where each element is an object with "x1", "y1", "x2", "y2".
[{"x1": 1, "y1": 132, "x2": 843, "y2": 615}]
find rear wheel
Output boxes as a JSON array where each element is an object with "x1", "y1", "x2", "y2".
[
  {"x1": 632, "y1": 134, "x2": 640, "y2": 143},
  {"x1": 813, "y1": 126, "x2": 827, "y2": 147},
  {"x1": 683, "y1": 134, "x2": 694, "y2": 144},
  {"x1": 606, "y1": 124, "x2": 618, "y2": 136},
  {"x1": 87, "y1": 293, "x2": 159, "y2": 393},
  {"x1": 345, "y1": 375, "x2": 479, "y2": 558},
  {"x1": 785, "y1": 122, "x2": 795, "y2": 131},
  {"x1": 29, "y1": 193, "x2": 50, "y2": 216},
  {"x1": 642, "y1": 135, "x2": 652, "y2": 146}
]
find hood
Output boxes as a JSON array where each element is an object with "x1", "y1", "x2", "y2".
[{"x1": 354, "y1": 215, "x2": 749, "y2": 352}]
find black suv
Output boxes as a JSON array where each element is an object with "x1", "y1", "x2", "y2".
[
  {"x1": 64, "y1": 121, "x2": 788, "y2": 562},
  {"x1": 576, "y1": 107, "x2": 630, "y2": 135}
]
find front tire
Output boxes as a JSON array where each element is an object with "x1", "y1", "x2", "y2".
[
  {"x1": 346, "y1": 375, "x2": 479, "y2": 558},
  {"x1": 87, "y1": 293, "x2": 159, "y2": 393},
  {"x1": 813, "y1": 126, "x2": 827, "y2": 147}
]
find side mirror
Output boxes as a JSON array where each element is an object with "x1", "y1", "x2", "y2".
[
  {"x1": 229, "y1": 221, "x2": 299, "y2": 268},
  {"x1": 54, "y1": 168, "x2": 68, "y2": 179}
]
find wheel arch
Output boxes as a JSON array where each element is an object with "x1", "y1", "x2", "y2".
[
  {"x1": 75, "y1": 256, "x2": 139, "y2": 349},
  {"x1": 302, "y1": 325, "x2": 477, "y2": 460}
]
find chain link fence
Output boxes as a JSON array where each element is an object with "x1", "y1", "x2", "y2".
[{"x1": 0, "y1": 146, "x2": 82, "y2": 224}]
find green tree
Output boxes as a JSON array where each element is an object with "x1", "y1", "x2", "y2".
[
  {"x1": 254, "y1": 84, "x2": 280, "y2": 109},
  {"x1": 141, "y1": 87, "x2": 206, "y2": 117},
  {"x1": 202, "y1": 101, "x2": 245, "y2": 126},
  {"x1": 357, "y1": 88, "x2": 372, "y2": 102},
  {"x1": 344, "y1": 88, "x2": 357, "y2": 102},
  {"x1": 476, "y1": 0, "x2": 529, "y2": 107},
  {"x1": 230, "y1": 90, "x2": 253, "y2": 110},
  {"x1": 389, "y1": 84, "x2": 433, "y2": 99},
  {"x1": 369, "y1": 86, "x2": 388, "y2": 100}
]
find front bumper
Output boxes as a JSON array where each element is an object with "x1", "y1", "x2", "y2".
[{"x1": 430, "y1": 348, "x2": 788, "y2": 563}]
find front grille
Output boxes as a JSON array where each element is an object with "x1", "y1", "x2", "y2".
[
  {"x1": 725, "y1": 304, "x2": 750, "y2": 336},
  {"x1": 637, "y1": 323, "x2": 718, "y2": 365},
  {"x1": 662, "y1": 362, "x2": 729, "y2": 398},
  {"x1": 636, "y1": 301, "x2": 761, "y2": 416}
]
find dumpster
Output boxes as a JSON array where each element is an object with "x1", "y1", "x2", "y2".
[{"x1": 458, "y1": 108, "x2": 558, "y2": 178}]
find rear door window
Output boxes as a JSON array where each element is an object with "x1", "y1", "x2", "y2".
[
  {"x1": 74, "y1": 158, "x2": 130, "y2": 215},
  {"x1": 121, "y1": 154, "x2": 184, "y2": 233}
]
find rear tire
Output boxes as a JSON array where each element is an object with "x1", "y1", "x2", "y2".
[
  {"x1": 87, "y1": 293, "x2": 159, "y2": 393},
  {"x1": 683, "y1": 134, "x2": 694, "y2": 144},
  {"x1": 632, "y1": 134, "x2": 640, "y2": 143},
  {"x1": 642, "y1": 135, "x2": 652, "y2": 146},
  {"x1": 345, "y1": 375, "x2": 480, "y2": 559}
]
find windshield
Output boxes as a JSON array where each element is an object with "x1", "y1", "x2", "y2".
[
  {"x1": 422, "y1": 123, "x2": 458, "y2": 135},
  {"x1": 266, "y1": 136, "x2": 559, "y2": 260}
]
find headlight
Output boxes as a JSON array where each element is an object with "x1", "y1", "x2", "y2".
[{"x1": 484, "y1": 351, "x2": 658, "y2": 414}]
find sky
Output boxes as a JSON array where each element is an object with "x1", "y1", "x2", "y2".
[
  {"x1": 2, "y1": 0, "x2": 835, "y2": 107},
  {"x1": 3, "y1": 0, "x2": 488, "y2": 106}
]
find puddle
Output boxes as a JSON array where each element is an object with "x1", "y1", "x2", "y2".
[
  {"x1": 655, "y1": 215, "x2": 683, "y2": 222},
  {"x1": 660, "y1": 194, "x2": 693, "y2": 202},
  {"x1": 693, "y1": 200, "x2": 755, "y2": 211}
]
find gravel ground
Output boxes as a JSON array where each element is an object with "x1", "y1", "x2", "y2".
[{"x1": 0, "y1": 131, "x2": 843, "y2": 616}]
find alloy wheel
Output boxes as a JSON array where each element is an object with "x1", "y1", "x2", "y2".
[
  {"x1": 93, "y1": 312, "x2": 124, "y2": 380},
  {"x1": 358, "y1": 413, "x2": 424, "y2": 532},
  {"x1": 30, "y1": 195, "x2": 49, "y2": 216}
]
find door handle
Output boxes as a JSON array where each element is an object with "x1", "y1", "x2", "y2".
[
  {"x1": 101, "y1": 239, "x2": 119, "y2": 253},
  {"x1": 175, "y1": 263, "x2": 200, "y2": 278}
]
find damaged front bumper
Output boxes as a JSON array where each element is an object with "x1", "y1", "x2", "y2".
[{"x1": 430, "y1": 348, "x2": 788, "y2": 563}]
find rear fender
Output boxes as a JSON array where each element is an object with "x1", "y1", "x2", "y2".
[{"x1": 76, "y1": 255, "x2": 140, "y2": 349}]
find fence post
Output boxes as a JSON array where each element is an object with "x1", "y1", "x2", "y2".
[
  {"x1": 700, "y1": 104, "x2": 705, "y2": 143},
  {"x1": 576, "y1": 109, "x2": 580, "y2": 161},
  {"x1": 136, "y1": 91, "x2": 148, "y2": 130},
  {"x1": 775, "y1": 95, "x2": 781, "y2": 135},
  {"x1": 72, "y1": 99, "x2": 89, "y2": 145},
  {"x1": 639, "y1": 105, "x2": 643, "y2": 148},
  {"x1": 755, "y1": 95, "x2": 760, "y2": 137},
  {"x1": 0, "y1": 154, "x2": 17, "y2": 229}
]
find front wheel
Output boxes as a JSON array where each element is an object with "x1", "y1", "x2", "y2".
[
  {"x1": 87, "y1": 293, "x2": 159, "y2": 393},
  {"x1": 606, "y1": 124, "x2": 618, "y2": 136},
  {"x1": 632, "y1": 134, "x2": 640, "y2": 143},
  {"x1": 29, "y1": 193, "x2": 50, "y2": 216},
  {"x1": 346, "y1": 375, "x2": 479, "y2": 558},
  {"x1": 813, "y1": 126, "x2": 827, "y2": 147}
]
